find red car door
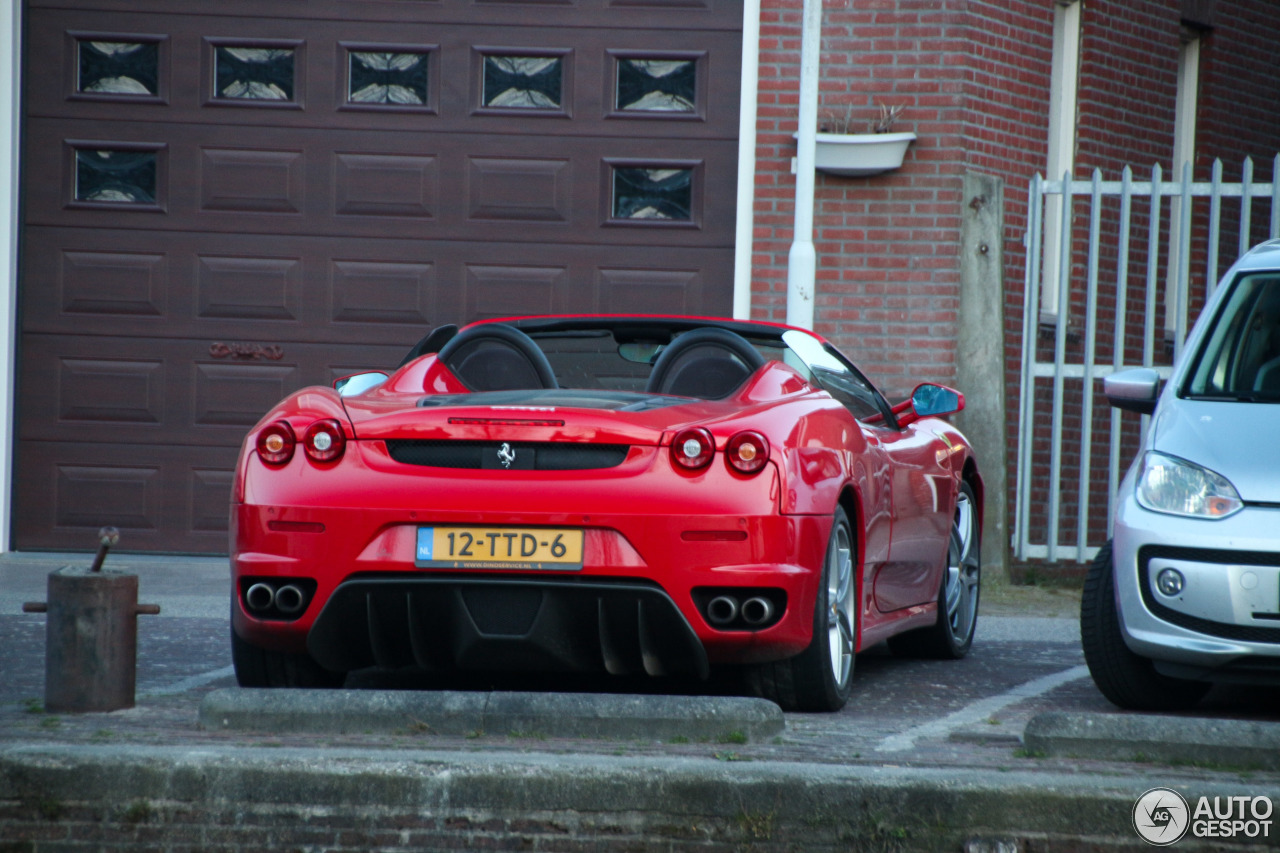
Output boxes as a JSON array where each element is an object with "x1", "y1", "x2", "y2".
[{"x1": 873, "y1": 421, "x2": 953, "y2": 612}]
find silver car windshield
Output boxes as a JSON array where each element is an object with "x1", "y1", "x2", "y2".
[{"x1": 1184, "y1": 272, "x2": 1280, "y2": 401}]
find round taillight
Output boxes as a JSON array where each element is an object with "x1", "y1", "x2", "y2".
[
  {"x1": 303, "y1": 419, "x2": 346, "y2": 463},
  {"x1": 256, "y1": 421, "x2": 296, "y2": 465},
  {"x1": 671, "y1": 427, "x2": 715, "y2": 470},
  {"x1": 726, "y1": 431, "x2": 770, "y2": 474}
]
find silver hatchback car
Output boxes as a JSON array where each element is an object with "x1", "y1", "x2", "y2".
[{"x1": 1082, "y1": 239, "x2": 1280, "y2": 710}]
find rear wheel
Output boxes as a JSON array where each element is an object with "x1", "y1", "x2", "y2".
[
  {"x1": 748, "y1": 507, "x2": 855, "y2": 712},
  {"x1": 1080, "y1": 540, "x2": 1209, "y2": 711},
  {"x1": 888, "y1": 480, "x2": 980, "y2": 659},
  {"x1": 231, "y1": 626, "x2": 347, "y2": 688}
]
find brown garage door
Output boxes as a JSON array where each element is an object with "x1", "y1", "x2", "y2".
[{"x1": 14, "y1": 0, "x2": 743, "y2": 553}]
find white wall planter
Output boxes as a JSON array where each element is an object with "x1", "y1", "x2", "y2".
[{"x1": 802, "y1": 131, "x2": 917, "y2": 177}]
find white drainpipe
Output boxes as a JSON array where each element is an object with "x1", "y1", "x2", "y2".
[
  {"x1": 732, "y1": 0, "x2": 762, "y2": 320},
  {"x1": 786, "y1": 0, "x2": 821, "y2": 331},
  {"x1": 0, "y1": 0, "x2": 21, "y2": 553}
]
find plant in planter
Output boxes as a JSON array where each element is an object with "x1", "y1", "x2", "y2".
[{"x1": 807, "y1": 101, "x2": 916, "y2": 177}]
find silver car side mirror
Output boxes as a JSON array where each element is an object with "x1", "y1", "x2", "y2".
[{"x1": 1103, "y1": 367, "x2": 1161, "y2": 415}]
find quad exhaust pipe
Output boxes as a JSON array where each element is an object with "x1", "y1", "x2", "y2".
[
  {"x1": 704, "y1": 594, "x2": 779, "y2": 629},
  {"x1": 274, "y1": 584, "x2": 306, "y2": 615},
  {"x1": 244, "y1": 581, "x2": 309, "y2": 617},
  {"x1": 740, "y1": 596, "x2": 775, "y2": 626},
  {"x1": 706, "y1": 595, "x2": 740, "y2": 626},
  {"x1": 245, "y1": 582, "x2": 276, "y2": 612}
]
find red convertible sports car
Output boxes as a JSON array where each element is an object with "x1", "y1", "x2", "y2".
[{"x1": 231, "y1": 315, "x2": 982, "y2": 711}]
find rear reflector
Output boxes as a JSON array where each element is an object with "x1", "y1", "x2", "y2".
[
  {"x1": 268, "y1": 521, "x2": 326, "y2": 533},
  {"x1": 681, "y1": 531, "x2": 748, "y2": 542}
]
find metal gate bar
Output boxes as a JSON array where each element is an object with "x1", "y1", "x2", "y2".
[{"x1": 1015, "y1": 156, "x2": 1280, "y2": 563}]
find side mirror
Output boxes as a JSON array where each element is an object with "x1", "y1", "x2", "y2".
[
  {"x1": 911, "y1": 383, "x2": 964, "y2": 418},
  {"x1": 334, "y1": 371, "x2": 388, "y2": 397},
  {"x1": 1103, "y1": 367, "x2": 1160, "y2": 415}
]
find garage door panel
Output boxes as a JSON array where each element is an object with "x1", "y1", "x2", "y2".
[
  {"x1": 25, "y1": 10, "x2": 741, "y2": 140},
  {"x1": 25, "y1": 119, "x2": 737, "y2": 245},
  {"x1": 466, "y1": 156, "x2": 570, "y2": 224},
  {"x1": 22, "y1": 227, "x2": 732, "y2": 340},
  {"x1": 54, "y1": 356, "x2": 165, "y2": 426},
  {"x1": 597, "y1": 267, "x2": 703, "y2": 315},
  {"x1": 56, "y1": 248, "x2": 169, "y2": 318},
  {"x1": 17, "y1": 334, "x2": 407, "y2": 445},
  {"x1": 192, "y1": 362, "x2": 301, "y2": 429},
  {"x1": 198, "y1": 148, "x2": 304, "y2": 215},
  {"x1": 13, "y1": 441, "x2": 239, "y2": 553},
  {"x1": 335, "y1": 153, "x2": 439, "y2": 220},
  {"x1": 28, "y1": 0, "x2": 739, "y2": 29},
  {"x1": 330, "y1": 260, "x2": 437, "y2": 325}
]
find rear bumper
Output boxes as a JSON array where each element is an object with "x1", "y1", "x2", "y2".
[{"x1": 231, "y1": 451, "x2": 829, "y2": 671}]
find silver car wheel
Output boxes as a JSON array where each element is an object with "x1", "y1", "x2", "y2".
[
  {"x1": 827, "y1": 521, "x2": 855, "y2": 688},
  {"x1": 944, "y1": 490, "x2": 979, "y2": 644}
]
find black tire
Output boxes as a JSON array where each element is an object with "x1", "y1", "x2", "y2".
[
  {"x1": 1080, "y1": 540, "x2": 1210, "y2": 711},
  {"x1": 231, "y1": 626, "x2": 347, "y2": 689},
  {"x1": 748, "y1": 508, "x2": 856, "y2": 712},
  {"x1": 888, "y1": 480, "x2": 981, "y2": 659}
]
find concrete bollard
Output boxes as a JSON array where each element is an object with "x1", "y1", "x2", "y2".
[{"x1": 22, "y1": 528, "x2": 160, "y2": 713}]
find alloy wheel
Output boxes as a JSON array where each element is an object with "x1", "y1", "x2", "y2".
[
  {"x1": 943, "y1": 490, "x2": 979, "y2": 645},
  {"x1": 827, "y1": 521, "x2": 855, "y2": 687}
]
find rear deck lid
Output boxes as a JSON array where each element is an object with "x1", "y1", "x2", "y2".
[{"x1": 343, "y1": 387, "x2": 727, "y2": 445}]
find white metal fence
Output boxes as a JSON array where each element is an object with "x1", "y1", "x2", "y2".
[{"x1": 1015, "y1": 157, "x2": 1280, "y2": 563}]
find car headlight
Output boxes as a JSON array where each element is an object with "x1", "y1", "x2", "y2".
[{"x1": 1135, "y1": 451, "x2": 1243, "y2": 519}]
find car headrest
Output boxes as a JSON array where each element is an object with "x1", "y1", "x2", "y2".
[
  {"x1": 645, "y1": 327, "x2": 766, "y2": 399},
  {"x1": 436, "y1": 323, "x2": 559, "y2": 391}
]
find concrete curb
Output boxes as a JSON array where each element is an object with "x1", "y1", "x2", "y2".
[
  {"x1": 1024, "y1": 711, "x2": 1280, "y2": 770},
  {"x1": 198, "y1": 688, "x2": 785, "y2": 742},
  {"x1": 4, "y1": 743, "x2": 1277, "y2": 851}
]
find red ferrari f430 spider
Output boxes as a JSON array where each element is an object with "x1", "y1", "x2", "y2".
[{"x1": 231, "y1": 316, "x2": 982, "y2": 711}]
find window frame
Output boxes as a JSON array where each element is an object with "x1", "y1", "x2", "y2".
[
  {"x1": 472, "y1": 46, "x2": 573, "y2": 118},
  {"x1": 203, "y1": 37, "x2": 305, "y2": 110},
  {"x1": 65, "y1": 139, "x2": 167, "y2": 212},
  {"x1": 601, "y1": 158, "x2": 701, "y2": 229},
  {"x1": 68, "y1": 31, "x2": 168, "y2": 105},
  {"x1": 338, "y1": 41, "x2": 438, "y2": 115},
  {"x1": 605, "y1": 49, "x2": 706, "y2": 122}
]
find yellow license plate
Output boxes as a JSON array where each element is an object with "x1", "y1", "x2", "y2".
[{"x1": 415, "y1": 526, "x2": 583, "y2": 570}]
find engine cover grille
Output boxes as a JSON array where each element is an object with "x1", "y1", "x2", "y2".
[{"x1": 385, "y1": 439, "x2": 629, "y2": 470}]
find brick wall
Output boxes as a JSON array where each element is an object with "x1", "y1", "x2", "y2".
[
  {"x1": 754, "y1": 0, "x2": 972, "y2": 399},
  {"x1": 751, "y1": 0, "x2": 1280, "y2": 570}
]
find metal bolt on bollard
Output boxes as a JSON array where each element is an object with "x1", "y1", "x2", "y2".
[{"x1": 22, "y1": 527, "x2": 161, "y2": 713}]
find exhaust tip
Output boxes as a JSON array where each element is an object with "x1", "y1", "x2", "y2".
[
  {"x1": 274, "y1": 584, "x2": 306, "y2": 615},
  {"x1": 741, "y1": 596, "x2": 775, "y2": 626},
  {"x1": 245, "y1": 582, "x2": 275, "y2": 612},
  {"x1": 706, "y1": 595, "x2": 740, "y2": 626}
]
